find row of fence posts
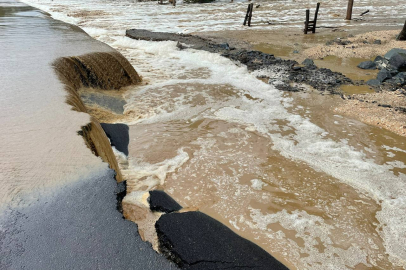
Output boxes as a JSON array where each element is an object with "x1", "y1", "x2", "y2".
[
  {"x1": 160, "y1": 0, "x2": 358, "y2": 34},
  {"x1": 242, "y1": 0, "x2": 357, "y2": 35}
]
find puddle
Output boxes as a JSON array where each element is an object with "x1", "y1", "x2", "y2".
[
  {"x1": 340, "y1": 84, "x2": 375, "y2": 95},
  {"x1": 254, "y1": 43, "x2": 299, "y2": 59},
  {"x1": 314, "y1": 55, "x2": 379, "y2": 82}
]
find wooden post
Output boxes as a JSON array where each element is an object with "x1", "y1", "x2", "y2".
[
  {"x1": 243, "y1": 4, "x2": 251, "y2": 26},
  {"x1": 173, "y1": 0, "x2": 176, "y2": 6},
  {"x1": 397, "y1": 20, "x2": 406, "y2": 40},
  {"x1": 248, "y1": 3, "x2": 254, "y2": 27},
  {"x1": 346, "y1": 0, "x2": 354, "y2": 20},
  {"x1": 312, "y1": 3, "x2": 320, "y2": 33},
  {"x1": 304, "y1": 9, "x2": 310, "y2": 34}
]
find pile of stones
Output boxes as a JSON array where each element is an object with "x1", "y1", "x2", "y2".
[{"x1": 358, "y1": 48, "x2": 406, "y2": 89}]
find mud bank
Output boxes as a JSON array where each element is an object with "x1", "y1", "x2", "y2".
[{"x1": 126, "y1": 29, "x2": 352, "y2": 93}]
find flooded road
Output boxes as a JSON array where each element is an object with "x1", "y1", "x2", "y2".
[
  {"x1": 18, "y1": 0, "x2": 406, "y2": 269},
  {"x1": 0, "y1": 0, "x2": 114, "y2": 208}
]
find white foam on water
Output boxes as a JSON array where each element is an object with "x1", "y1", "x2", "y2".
[
  {"x1": 123, "y1": 148, "x2": 189, "y2": 190},
  {"x1": 383, "y1": 145, "x2": 406, "y2": 154},
  {"x1": 247, "y1": 207, "x2": 370, "y2": 270},
  {"x1": 250, "y1": 179, "x2": 267, "y2": 190}
]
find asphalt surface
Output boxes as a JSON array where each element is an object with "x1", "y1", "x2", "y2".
[
  {"x1": 101, "y1": 123, "x2": 130, "y2": 155},
  {"x1": 149, "y1": 190, "x2": 183, "y2": 213},
  {"x1": 156, "y1": 211, "x2": 289, "y2": 270},
  {"x1": 0, "y1": 169, "x2": 177, "y2": 270}
]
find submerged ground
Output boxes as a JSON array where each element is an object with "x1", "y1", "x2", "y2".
[{"x1": 2, "y1": 0, "x2": 406, "y2": 269}]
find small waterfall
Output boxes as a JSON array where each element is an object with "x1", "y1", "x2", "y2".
[{"x1": 53, "y1": 51, "x2": 142, "y2": 182}]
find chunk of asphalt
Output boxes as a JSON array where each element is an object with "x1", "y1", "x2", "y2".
[
  {"x1": 100, "y1": 123, "x2": 129, "y2": 155},
  {"x1": 155, "y1": 211, "x2": 289, "y2": 270},
  {"x1": 357, "y1": 60, "x2": 377, "y2": 70},
  {"x1": 149, "y1": 190, "x2": 182, "y2": 213}
]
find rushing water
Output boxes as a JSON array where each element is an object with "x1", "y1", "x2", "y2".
[{"x1": 20, "y1": 0, "x2": 406, "y2": 269}]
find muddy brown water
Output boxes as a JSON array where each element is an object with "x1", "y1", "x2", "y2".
[{"x1": 124, "y1": 83, "x2": 406, "y2": 269}]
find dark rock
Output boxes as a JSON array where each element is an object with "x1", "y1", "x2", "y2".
[
  {"x1": 176, "y1": 41, "x2": 185, "y2": 50},
  {"x1": 156, "y1": 211, "x2": 288, "y2": 270},
  {"x1": 326, "y1": 40, "x2": 334, "y2": 46},
  {"x1": 100, "y1": 123, "x2": 130, "y2": 155},
  {"x1": 374, "y1": 55, "x2": 385, "y2": 62},
  {"x1": 385, "y1": 78, "x2": 402, "y2": 85},
  {"x1": 384, "y1": 48, "x2": 406, "y2": 60},
  {"x1": 363, "y1": 40, "x2": 369, "y2": 44},
  {"x1": 339, "y1": 40, "x2": 352, "y2": 45},
  {"x1": 116, "y1": 181, "x2": 127, "y2": 214},
  {"x1": 219, "y1": 43, "x2": 230, "y2": 50},
  {"x1": 395, "y1": 106, "x2": 406, "y2": 113},
  {"x1": 388, "y1": 52, "x2": 406, "y2": 70},
  {"x1": 148, "y1": 190, "x2": 182, "y2": 213},
  {"x1": 377, "y1": 69, "x2": 392, "y2": 82},
  {"x1": 373, "y1": 39, "x2": 382, "y2": 45},
  {"x1": 302, "y1": 58, "x2": 315, "y2": 66},
  {"x1": 367, "y1": 79, "x2": 381, "y2": 86},
  {"x1": 378, "y1": 104, "x2": 392, "y2": 108},
  {"x1": 293, "y1": 50, "x2": 299, "y2": 54},
  {"x1": 394, "y1": 72, "x2": 406, "y2": 80},
  {"x1": 357, "y1": 60, "x2": 377, "y2": 70},
  {"x1": 389, "y1": 72, "x2": 406, "y2": 84}
]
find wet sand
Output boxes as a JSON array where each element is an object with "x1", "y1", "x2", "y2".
[{"x1": 336, "y1": 90, "x2": 406, "y2": 137}]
